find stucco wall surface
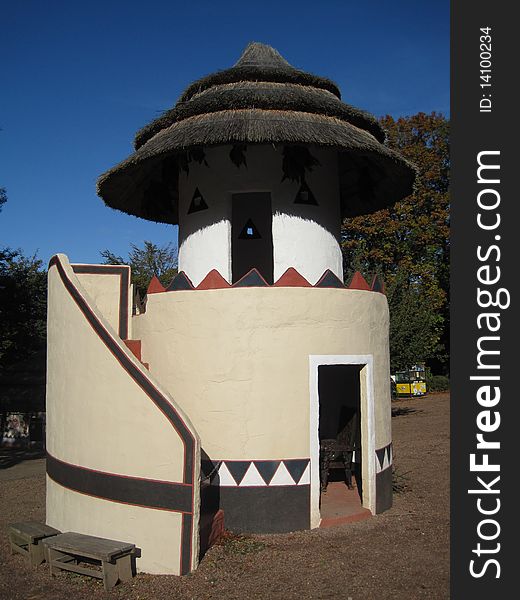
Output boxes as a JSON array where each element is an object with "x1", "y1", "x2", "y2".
[
  {"x1": 178, "y1": 144, "x2": 343, "y2": 285},
  {"x1": 74, "y1": 270, "x2": 124, "y2": 337},
  {"x1": 133, "y1": 287, "x2": 392, "y2": 462},
  {"x1": 47, "y1": 478, "x2": 184, "y2": 574},
  {"x1": 46, "y1": 255, "x2": 200, "y2": 574}
]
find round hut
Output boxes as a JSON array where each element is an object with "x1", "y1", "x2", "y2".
[
  {"x1": 46, "y1": 42, "x2": 414, "y2": 575},
  {"x1": 99, "y1": 43, "x2": 412, "y2": 287}
]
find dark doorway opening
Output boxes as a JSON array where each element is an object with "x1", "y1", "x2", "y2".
[
  {"x1": 232, "y1": 192, "x2": 273, "y2": 284},
  {"x1": 318, "y1": 364, "x2": 364, "y2": 522}
]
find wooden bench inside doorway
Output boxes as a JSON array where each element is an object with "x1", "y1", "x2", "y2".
[{"x1": 42, "y1": 532, "x2": 136, "y2": 591}]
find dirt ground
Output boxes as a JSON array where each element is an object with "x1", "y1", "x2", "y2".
[{"x1": 0, "y1": 393, "x2": 449, "y2": 600}]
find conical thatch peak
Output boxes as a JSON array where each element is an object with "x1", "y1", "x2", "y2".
[
  {"x1": 97, "y1": 43, "x2": 416, "y2": 225},
  {"x1": 176, "y1": 41, "x2": 341, "y2": 104},
  {"x1": 234, "y1": 42, "x2": 290, "y2": 68}
]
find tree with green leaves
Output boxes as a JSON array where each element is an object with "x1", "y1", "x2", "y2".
[
  {"x1": 342, "y1": 112, "x2": 450, "y2": 373},
  {"x1": 0, "y1": 248, "x2": 47, "y2": 369},
  {"x1": 385, "y1": 268, "x2": 444, "y2": 373},
  {"x1": 101, "y1": 241, "x2": 178, "y2": 296}
]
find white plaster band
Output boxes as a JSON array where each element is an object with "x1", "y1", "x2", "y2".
[{"x1": 177, "y1": 145, "x2": 343, "y2": 286}]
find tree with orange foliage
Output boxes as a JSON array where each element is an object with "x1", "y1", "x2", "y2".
[{"x1": 342, "y1": 112, "x2": 449, "y2": 373}]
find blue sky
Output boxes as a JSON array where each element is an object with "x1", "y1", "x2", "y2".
[{"x1": 1, "y1": 0, "x2": 449, "y2": 266}]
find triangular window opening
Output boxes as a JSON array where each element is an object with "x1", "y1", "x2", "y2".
[
  {"x1": 238, "y1": 218, "x2": 261, "y2": 240},
  {"x1": 187, "y1": 187, "x2": 208, "y2": 214},
  {"x1": 294, "y1": 181, "x2": 318, "y2": 205}
]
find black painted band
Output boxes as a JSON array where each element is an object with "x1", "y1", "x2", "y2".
[
  {"x1": 181, "y1": 513, "x2": 193, "y2": 575},
  {"x1": 375, "y1": 465, "x2": 393, "y2": 514},
  {"x1": 47, "y1": 453, "x2": 192, "y2": 513},
  {"x1": 219, "y1": 485, "x2": 310, "y2": 533}
]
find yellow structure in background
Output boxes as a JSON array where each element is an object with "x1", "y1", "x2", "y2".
[{"x1": 392, "y1": 365, "x2": 427, "y2": 398}]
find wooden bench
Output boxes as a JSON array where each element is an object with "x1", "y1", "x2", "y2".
[
  {"x1": 8, "y1": 522, "x2": 61, "y2": 567},
  {"x1": 42, "y1": 532, "x2": 136, "y2": 590}
]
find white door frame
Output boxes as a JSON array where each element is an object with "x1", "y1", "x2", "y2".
[{"x1": 309, "y1": 354, "x2": 376, "y2": 528}]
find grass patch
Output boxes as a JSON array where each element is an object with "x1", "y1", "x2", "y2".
[
  {"x1": 218, "y1": 531, "x2": 266, "y2": 555},
  {"x1": 392, "y1": 466, "x2": 411, "y2": 493}
]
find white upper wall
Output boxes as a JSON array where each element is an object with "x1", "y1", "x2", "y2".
[{"x1": 177, "y1": 144, "x2": 343, "y2": 286}]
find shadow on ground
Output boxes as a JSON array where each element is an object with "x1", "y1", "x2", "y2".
[
  {"x1": 0, "y1": 448, "x2": 46, "y2": 470},
  {"x1": 391, "y1": 406, "x2": 422, "y2": 417}
]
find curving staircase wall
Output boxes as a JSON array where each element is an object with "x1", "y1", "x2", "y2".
[{"x1": 45, "y1": 254, "x2": 200, "y2": 575}]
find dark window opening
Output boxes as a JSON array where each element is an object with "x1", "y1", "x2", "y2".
[
  {"x1": 238, "y1": 219, "x2": 262, "y2": 240},
  {"x1": 232, "y1": 192, "x2": 273, "y2": 284},
  {"x1": 294, "y1": 181, "x2": 318, "y2": 205},
  {"x1": 188, "y1": 187, "x2": 208, "y2": 214}
]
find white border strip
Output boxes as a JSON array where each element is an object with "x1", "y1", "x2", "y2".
[{"x1": 309, "y1": 354, "x2": 376, "y2": 528}]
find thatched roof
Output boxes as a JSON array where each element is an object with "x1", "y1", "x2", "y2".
[
  {"x1": 134, "y1": 82, "x2": 385, "y2": 149},
  {"x1": 98, "y1": 42, "x2": 415, "y2": 224},
  {"x1": 178, "y1": 43, "x2": 341, "y2": 102}
]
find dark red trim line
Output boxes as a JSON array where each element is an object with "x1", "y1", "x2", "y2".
[
  {"x1": 71, "y1": 264, "x2": 130, "y2": 339},
  {"x1": 49, "y1": 256, "x2": 196, "y2": 574}
]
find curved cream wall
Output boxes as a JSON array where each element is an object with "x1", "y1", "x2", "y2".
[
  {"x1": 133, "y1": 287, "x2": 391, "y2": 461},
  {"x1": 177, "y1": 145, "x2": 343, "y2": 285},
  {"x1": 47, "y1": 262, "x2": 186, "y2": 480},
  {"x1": 47, "y1": 480, "x2": 184, "y2": 574},
  {"x1": 74, "y1": 270, "x2": 124, "y2": 335},
  {"x1": 46, "y1": 255, "x2": 200, "y2": 575}
]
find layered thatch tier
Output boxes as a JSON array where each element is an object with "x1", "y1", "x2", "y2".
[
  {"x1": 178, "y1": 42, "x2": 341, "y2": 102},
  {"x1": 98, "y1": 42, "x2": 415, "y2": 224},
  {"x1": 134, "y1": 82, "x2": 385, "y2": 149}
]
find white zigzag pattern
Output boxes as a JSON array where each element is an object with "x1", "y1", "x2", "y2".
[
  {"x1": 269, "y1": 462, "x2": 294, "y2": 486},
  {"x1": 217, "y1": 461, "x2": 237, "y2": 486},
  {"x1": 239, "y1": 463, "x2": 265, "y2": 487}
]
